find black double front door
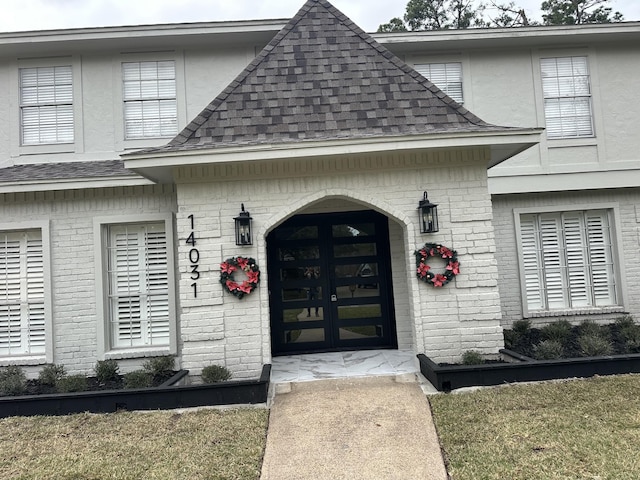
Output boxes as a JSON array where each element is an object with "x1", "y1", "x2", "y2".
[{"x1": 267, "y1": 210, "x2": 397, "y2": 355}]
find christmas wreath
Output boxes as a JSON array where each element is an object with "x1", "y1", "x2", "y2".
[
  {"x1": 414, "y1": 243, "x2": 460, "y2": 288},
  {"x1": 220, "y1": 256, "x2": 260, "y2": 299}
]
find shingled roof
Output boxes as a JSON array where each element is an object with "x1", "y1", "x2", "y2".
[
  {"x1": 0, "y1": 160, "x2": 138, "y2": 183},
  {"x1": 137, "y1": 0, "x2": 517, "y2": 156}
]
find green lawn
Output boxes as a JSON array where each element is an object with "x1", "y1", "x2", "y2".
[
  {"x1": 429, "y1": 374, "x2": 640, "y2": 480},
  {"x1": 0, "y1": 408, "x2": 268, "y2": 480}
]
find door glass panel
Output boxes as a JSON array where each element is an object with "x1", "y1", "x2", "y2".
[
  {"x1": 284, "y1": 328, "x2": 325, "y2": 343},
  {"x1": 279, "y1": 246, "x2": 319, "y2": 261},
  {"x1": 274, "y1": 226, "x2": 318, "y2": 240},
  {"x1": 335, "y1": 263, "x2": 378, "y2": 280},
  {"x1": 333, "y1": 243, "x2": 376, "y2": 258},
  {"x1": 283, "y1": 308, "x2": 324, "y2": 322},
  {"x1": 280, "y1": 266, "x2": 321, "y2": 281},
  {"x1": 339, "y1": 325, "x2": 383, "y2": 340},
  {"x1": 336, "y1": 284, "x2": 380, "y2": 298},
  {"x1": 282, "y1": 287, "x2": 323, "y2": 302},
  {"x1": 332, "y1": 223, "x2": 375, "y2": 238},
  {"x1": 337, "y1": 304, "x2": 382, "y2": 320}
]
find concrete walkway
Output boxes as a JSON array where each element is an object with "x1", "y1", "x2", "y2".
[{"x1": 260, "y1": 376, "x2": 448, "y2": 480}]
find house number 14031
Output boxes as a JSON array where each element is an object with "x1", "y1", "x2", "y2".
[{"x1": 187, "y1": 215, "x2": 199, "y2": 298}]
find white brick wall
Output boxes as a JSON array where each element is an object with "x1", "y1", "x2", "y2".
[{"x1": 492, "y1": 188, "x2": 640, "y2": 327}]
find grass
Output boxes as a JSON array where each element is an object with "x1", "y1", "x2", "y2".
[
  {"x1": 0, "y1": 408, "x2": 268, "y2": 480},
  {"x1": 430, "y1": 374, "x2": 640, "y2": 480}
]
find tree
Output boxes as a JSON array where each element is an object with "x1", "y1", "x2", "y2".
[
  {"x1": 541, "y1": 0, "x2": 624, "y2": 24},
  {"x1": 486, "y1": 1, "x2": 532, "y2": 26},
  {"x1": 378, "y1": 0, "x2": 486, "y2": 32}
]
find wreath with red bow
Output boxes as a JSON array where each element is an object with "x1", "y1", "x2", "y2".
[
  {"x1": 220, "y1": 256, "x2": 260, "y2": 299},
  {"x1": 414, "y1": 243, "x2": 460, "y2": 287}
]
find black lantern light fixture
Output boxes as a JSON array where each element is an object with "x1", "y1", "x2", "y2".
[
  {"x1": 234, "y1": 204, "x2": 253, "y2": 246},
  {"x1": 418, "y1": 191, "x2": 439, "y2": 234}
]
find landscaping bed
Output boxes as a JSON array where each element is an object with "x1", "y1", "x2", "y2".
[
  {"x1": 0, "y1": 357, "x2": 271, "y2": 418},
  {"x1": 420, "y1": 316, "x2": 640, "y2": 392}
]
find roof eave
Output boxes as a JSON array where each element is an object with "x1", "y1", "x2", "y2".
[
  {"x1": 123, "y1": 128, "x2": 543, "y2": 183},
  {"x1": 0, "y1": 175, "x2": 153, "y2": 194}
]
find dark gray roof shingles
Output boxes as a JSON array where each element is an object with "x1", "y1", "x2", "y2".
[
  {"x1": 134, "y1": 0, "x2": 515, "y2": 156},
  {"x1": 0, "y1": 160, "x2": 138, "y2": 183}
]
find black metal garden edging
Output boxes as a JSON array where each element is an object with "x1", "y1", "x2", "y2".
[
  {"x1": 0, "y1": 365, "x2": 271, "y2": 418},
  {"x1": 418, "y1": 351, "x2": 640, "y2": 392}
]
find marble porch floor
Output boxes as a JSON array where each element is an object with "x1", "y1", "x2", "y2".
[{"x1": 270, "y1": 349, "x2": 418, "y2": 383}]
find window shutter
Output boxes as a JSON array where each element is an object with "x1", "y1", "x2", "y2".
[
  {"x1": 0, "y1": 230, "x2": 44, "y2": 356},
  {"x1": 538, "y1": 215, "x2": 567, "y2": 309},
  {"x1": 108, "y1": 223, "x2": 169, "y2": 348},
  {"x1": 586, "y1": 211, "x2": 616, "y2": 306},
  {"x1": 562, "y1": 213, "x2": 589, "y2": 307},
  {"x1": 520, "y1": 216, "x2": 544, "y2": 310}
]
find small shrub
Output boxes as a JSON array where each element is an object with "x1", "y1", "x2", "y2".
[
  {"x1": 461, "y1": 350, "x2": 485, "y2": 365},
  {"x1": 579, "y1": 319, "x2": 603, "y2": 338},
  {"x1": 533, "y1": 340, "x2": 564, "y2": 360},
  {"x1": 38, "y1": 364, "x2": 66, "y2": 387},
  {"x1": 123, "y1": 370, "x2": 152, "y2": 389},
  {"x1": 615, "y1": 315, "x2": 636, "y2": 330},
  {"x1": 94, "y1": 359, "x2": 120, "y2": 384},
  {"x1": 616, "y1": 316, "x2": 640, "y2": 353},
  {"x1": 541, "y1": 320, "x2": 573, "y2": 344},
  {"x1": 512, "y1": 319, "x2": 532, "y2": 335},
  {"x1": 503, "y1": 329, "x2": 517, "y2": 349},
  {"x1": 201, "y1": 365, "x2": 232, "y2": 383},
  {"x1": 0, "y1": 365, "x2": 27, "y2": 396},
  {"x1": 57, "y1": 374, "x2": 88, "y2": 393},
  {"x1": 143, "y1": 356, "x2": 175, "y2": 378},
  {"x1": 579, "y1": 334, "x2": 613, "y2": 357}
]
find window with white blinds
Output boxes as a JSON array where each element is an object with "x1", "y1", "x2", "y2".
[
  {"x1": 19, "y1": 66, "x2": 74, "y2": 145},
  {"x1": 107, "y1": 223, "x2": 169, "y2": 348},
  {"x1": 519, "y1": 210, "x2": 617, "y2": 313},
  {"x1": 0, "y1": 230, "x2": 45, "y2": 356},
  {"x1": 540, "y1": 56, "x2": 594, "y2": 139},
  {"x1": 122, "y1": 61, "x2": 177, "y2": 139},
  {"x1": 414, "y1": 62, "x2": 463, "y2": 103}
]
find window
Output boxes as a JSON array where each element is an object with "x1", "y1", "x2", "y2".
[
  {"x1": 0, "y1": 230, "x2": 45, "y2": 356},
  {"x1": 106, "y1": 223, "x2": 170, "y2": 349},
  {"x1": 414, "y1": 63, "x2": 463, "y2": 103},
  {"x1": 540, "y1": 56, "x2": 594, "y2": 139},
  {"x1": 122, "y1": 61, "x2": 177, "y2": 139},
  {"x1": 19, "y1": 66, "x2": 74, "y2": 145},
  {"x1": 519, "y1": 210, "x2": 617, "y2": 314}
]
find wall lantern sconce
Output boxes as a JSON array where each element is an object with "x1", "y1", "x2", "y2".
[
  {"x1": 418, "y1": 191, "x2": 439, "y2": 234},
  {"x1": 234, "y1": 204, "x2": 253, "y2": 246}
]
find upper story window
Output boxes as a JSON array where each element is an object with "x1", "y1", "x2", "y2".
[
  {"x1": 0, "y1": 230, "x2": 45, "y2": 357},
  {"x1": 122, "y1": 61, "x2": 177, "y2": 139},
  {"x1": 518, "y1": 210, "x2": 618, "y2": 316},
  {"x1": 19, "y1": 66, "x2": 74, "y2": 145},
  {"x1": 414, "y1": 62, "x2": 463, "y2": 103},
  {"x1": 540, "y1": 56, "x2": 594, "y2": 139}
]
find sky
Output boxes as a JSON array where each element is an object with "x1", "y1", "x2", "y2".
[{"x1": 0, "y1": 0, "x2": 638, "y2": 34}]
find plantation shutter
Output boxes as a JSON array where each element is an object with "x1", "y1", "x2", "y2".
[
  {"x1": 108, "y1": 223, "x2": 169, "y2": 348},
  {"x1": 563, "y1": 213, "x2": 590, "y2": 307},
  {"x1": 20, "y1": 66, "x2": 74, "y2": 145},
  {"x1": 586, "y1": 211, "x2": 616, "y2": 306},
  {"x1": 122, "y1": 61, "x2": 177, "y2": 139},
  {"x1": 538, "y1": 214, "x2": 566, "y2": 309},
  {"x1": 414, "y1": 63, "x2": 463, "y2": 103},
  {"x1": 541, "y1": 57, "x2": 593, "y2": 139},
  {"x1": 0, "y1": 230, "x2": 45, "y2": 356},
  {"x1": 519, "y1": 215, "x2": 544, "y2": 311}
]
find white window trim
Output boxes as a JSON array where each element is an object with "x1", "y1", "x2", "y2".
[
  {"x1": 514, "y1": 203, "x2": 627, "y2": 318},
  {"x1": 113, "y1": 51, "x2": 187, "y2": 152},
  {"x1": 0, "y1": 220, "x2": 53, "y2": 366},
  {"x1": 10, "y1": 57, "x2": 84, "y2": 158},
  {"x1": 94, "y1": 213, "x2": 177, "y2": 359}
]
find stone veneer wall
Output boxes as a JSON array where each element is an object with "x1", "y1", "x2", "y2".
[
  {"x1": 492, "y1": 188, "x2": 640, "y2": 327},
  {"x1": 175, "y1": 147, "x2": 504, "y2": 372}
]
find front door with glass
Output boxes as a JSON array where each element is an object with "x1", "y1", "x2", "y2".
[{"x1": 267, "y1": 210, "x2": 397, "y2": 355}]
